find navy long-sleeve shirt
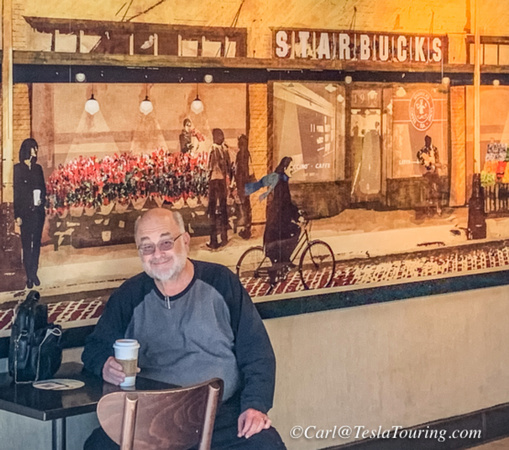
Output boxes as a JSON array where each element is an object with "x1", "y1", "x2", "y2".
[{"x1": 82, "y1": 260, "x2": 276, "y2": 414}]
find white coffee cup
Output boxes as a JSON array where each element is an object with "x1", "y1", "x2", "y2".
[
  {"x1": 33, "y1": 189, "x2": 41, "y2": 206},
  {"x1": 113, "y1": 339, "x2": 140, "y2": 387}
]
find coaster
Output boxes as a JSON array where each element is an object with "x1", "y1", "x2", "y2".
[{"x1": 32, "y1": 379, "x2": 85, "y2": 390}]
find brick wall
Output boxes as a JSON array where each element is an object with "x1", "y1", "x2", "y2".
[
  {"x1": 1, "y1": 2, "x2": 29, "y2": 203},
  {"x1": 248, "y1": 84, "x2": 268, "y2": 223},
  {"x1": 13, "y1": 84, "x2": 31, "y2": 153},
  {"x1": 12, "y1": 0, "x2": 27, "y2": 50}
]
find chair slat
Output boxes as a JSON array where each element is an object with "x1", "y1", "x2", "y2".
[{"x1": 97, "y1": 378, "x2": 223, "y2": 450}]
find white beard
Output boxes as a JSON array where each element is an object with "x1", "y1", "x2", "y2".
[{"x1": 142, "y1": 252, "x2": 187, "y2": 282}]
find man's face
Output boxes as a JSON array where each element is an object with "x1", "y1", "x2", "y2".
[
  {"x1": 135, "y1": 215, "x2": 189, "y2": 282},
  {"x1": 213, "y1": 131, "x2": 224, "y2": 145}
]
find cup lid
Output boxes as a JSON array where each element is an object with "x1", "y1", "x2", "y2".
[{"x1": 113, "y1": 339, "x2": 140, "y2": 348}]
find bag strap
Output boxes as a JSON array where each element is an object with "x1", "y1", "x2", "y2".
[
  {"x1": 13, "y1": 332, "x2": 31, "y2": 385},
  {"x1": 33, "y1": 327, "x2": 62, "y2": 383},
  {"x1": 13, "y1": 326, "x2": 62, "y2": 384}
]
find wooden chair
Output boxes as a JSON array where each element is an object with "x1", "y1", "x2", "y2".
[{"x1": 97, "y1": 378, "x2": 223, "y2": 450}]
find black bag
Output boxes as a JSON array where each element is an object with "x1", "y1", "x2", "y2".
[{"x1": 8, "y1": 290, "x2": 62, "y2": 383}]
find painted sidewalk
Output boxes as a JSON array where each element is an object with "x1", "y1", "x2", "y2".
[
  {"x1": 0, "y1": 207, "x2": 508, "y2": 334},
  {"x1": 1, "y1": 234, "x2": 508, "y2": 335}
]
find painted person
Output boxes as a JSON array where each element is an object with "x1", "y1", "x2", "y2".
[
  {"x1": 417, "y1": 135, "x2": 442, "y2": 215},
  {"x1": 263, "y1": 157, "x2": 300, "y2": 264},
  {"x1": 82, "y1": 208, "x2": 286, "y2": 450},
  {"x1": 207, "y1": 128, "x2": 232, "y2": 249},
  {"x1": 234, "y1": 134, "x2": 253, "y2": 240},
  {"x1": 179, "y1": 118, "x2": 194, "y2": 153},
  {"x1": 247, "y1": 157, "x2": 300, "y2": 265},
  {"x1": 13, "y1": 138, "x2": 46, "y2": 288}
]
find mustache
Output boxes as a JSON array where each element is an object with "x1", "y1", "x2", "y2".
[{"x1": 149, "y1": 255, "x2": 171, "y2": 264}]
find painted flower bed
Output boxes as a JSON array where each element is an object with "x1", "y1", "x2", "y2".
[{"x1": 46, "y1": 150, "x2": 209, "y2": 215}]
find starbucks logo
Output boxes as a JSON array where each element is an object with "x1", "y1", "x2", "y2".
[{"x1": 409, "y1": 90, "x2": 434, "y2": 131}]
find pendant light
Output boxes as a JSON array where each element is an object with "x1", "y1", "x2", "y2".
[
  {"x1": 139, "y1": 85, "x2": 153, "y2": 115},
  {"x1": 85, "y1": 86, "x2": 100, "y2": 115},
  {"x1": 190, "y1": 84, "x2": 204, "y2": 114}
]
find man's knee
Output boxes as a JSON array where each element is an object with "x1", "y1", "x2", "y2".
[{"x1": 242, "y1": 427, "x2": 287, "y2": 450}]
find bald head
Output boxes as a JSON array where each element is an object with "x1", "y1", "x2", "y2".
[{"x1": 135, "y1": 209, "x2": 185, "y2": 244}]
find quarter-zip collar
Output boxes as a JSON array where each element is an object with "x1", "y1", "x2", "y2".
[{"x1": 151, "y1": 260, "x2": 197, "y2": 309}]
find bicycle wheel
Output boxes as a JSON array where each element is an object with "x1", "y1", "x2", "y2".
[
  {"x1": 299, "y1": 240, "x2": 335, "y2": 290},
  {"x1": 236, "y1": 246, "x2": 271, "y2": 280}
]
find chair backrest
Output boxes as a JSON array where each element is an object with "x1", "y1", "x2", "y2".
[{"x1": 97, "y1": 378, "x2": 223, "y2": 450}]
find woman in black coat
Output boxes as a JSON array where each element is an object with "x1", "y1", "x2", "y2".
[
  {"x1": 14, "y1": 138, "x2": 46, "y2": 288},
  {"x1": 263, "y1": 156, "x2": 300, "y2": 264}
]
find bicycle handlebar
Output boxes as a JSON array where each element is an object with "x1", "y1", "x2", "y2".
[{"x1": 297, "y1": 210, "x2": 310, "y2": 228}]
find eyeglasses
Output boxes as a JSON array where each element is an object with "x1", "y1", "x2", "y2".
[{"x1": 137, "y1": 233, "x2": 184, "y2": 256}]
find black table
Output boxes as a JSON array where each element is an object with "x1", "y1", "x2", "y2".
[{"x1": 0, "y1": 362, "x2": 176, "y2": 450}]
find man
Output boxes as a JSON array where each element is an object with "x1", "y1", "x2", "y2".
[
  {"x1": 82, "y1": 208, "x2": 286, "y2": 449},
  {"x1": 233, "y1": 134, "x2": 252, "y2": 240},
  {"x1": 417, "y1": 135, "x2": 442, "y2": 215},
  {"x1": 179, "y1": 118, "x2": 194, "y2": 153},
  {"x1": 207, "y1": 128, "x2": 231, "y2": 249}
]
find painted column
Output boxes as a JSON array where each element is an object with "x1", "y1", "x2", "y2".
[
  {"x1": 2, "y1": 0, "x2": 13, "y2": 203},
  {"x1": 473, "y1": 0, "x2": 481, "y2": 173}
]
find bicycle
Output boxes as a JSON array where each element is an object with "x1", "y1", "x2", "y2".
[{"x1": 236, "y1": 212, "x2": 336, "y2": 291}]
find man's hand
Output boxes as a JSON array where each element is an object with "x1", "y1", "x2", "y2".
[
  {"x1": 237, "y1": 408, "x2": 272, "y2": 439},
  {"x1": 102, "y1": 356, "x2": 139, "y2": 385}
]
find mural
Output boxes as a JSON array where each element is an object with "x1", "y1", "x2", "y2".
[
  {"x1": 2, "y1": 77, "x2": 509, "y2": 302},
  {"x1": 1, "y1": 11, "x2": 509, "y2": 308},
  {"x1": 4, "y1": 83, "x2": 250, "y2": 293}
]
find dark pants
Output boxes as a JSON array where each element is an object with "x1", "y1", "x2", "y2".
[
  {"x1": 84, "y1": 391, "x2": 286, "y2": 450},
  {"x1": 208, "y1": 179, "x2": 228, "y2": 245},
  {"x1": 20, "y1": 209, "x2": 45, "y2": 281},
  {"x1": 238, "y1": 195, "x2": 252, "y2": 231},
  {"x1": 265, "y1": 234, "x2": 299, "y2": 264},
  {"x1": 423, "y1": 171, "x2": 440, "y2": 205}
]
